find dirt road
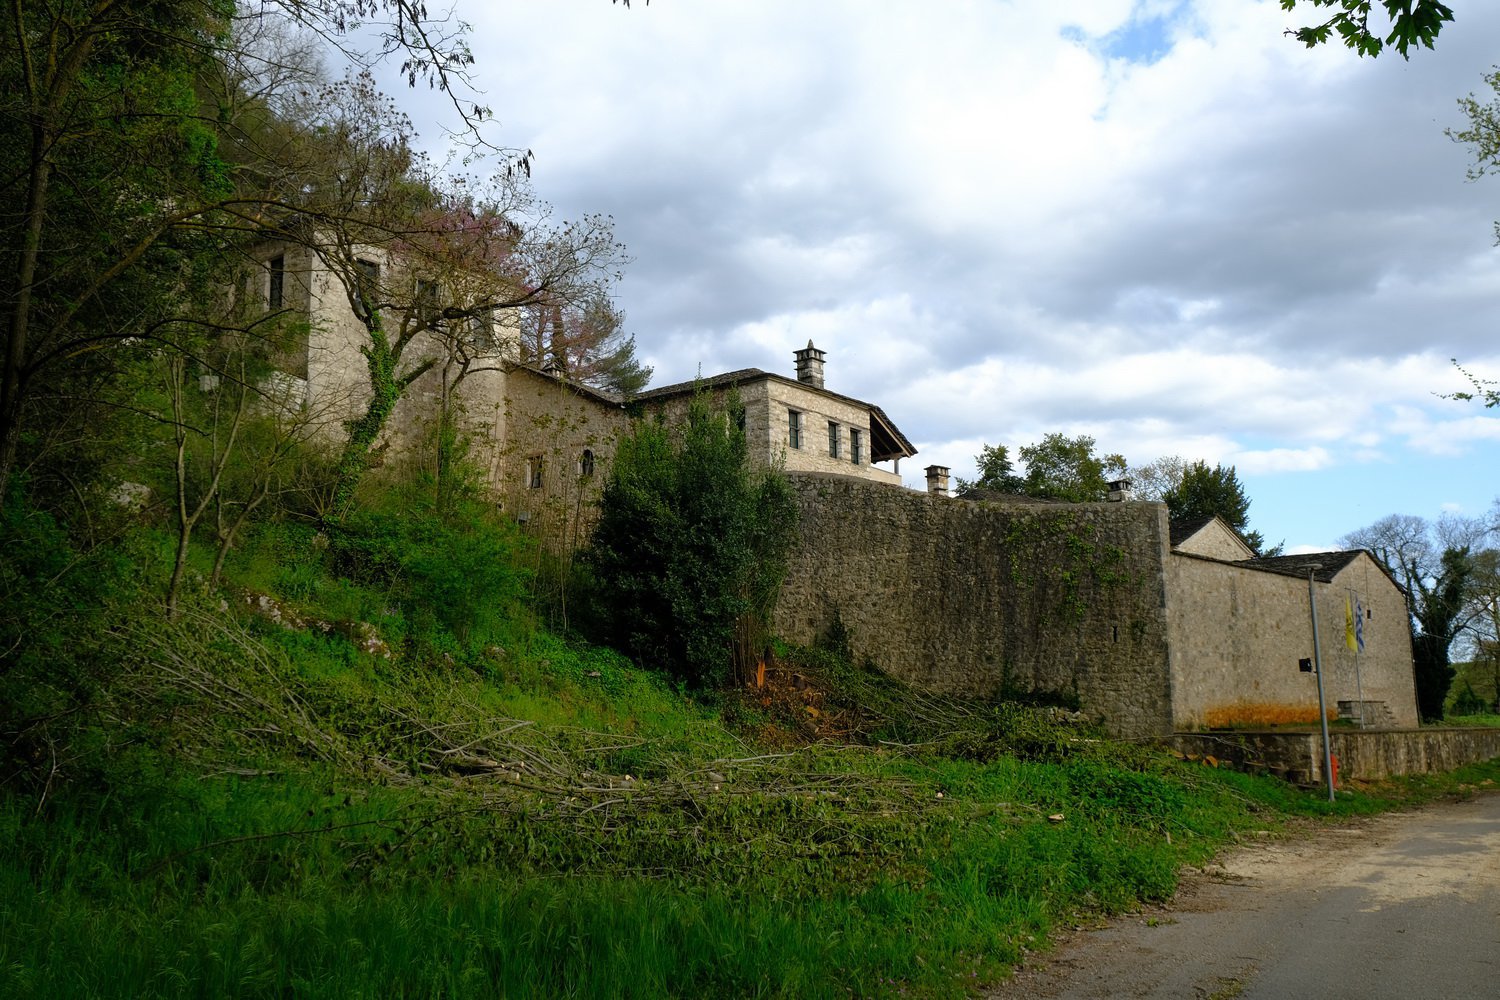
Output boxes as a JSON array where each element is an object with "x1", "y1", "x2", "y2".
[{"x1": 991, "y1": 792, "x2": 1500, "y2": 999}]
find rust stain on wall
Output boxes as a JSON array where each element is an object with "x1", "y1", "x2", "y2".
[{"x1": 1204, "y1": 702, "x2": 1336, "y2": 728}]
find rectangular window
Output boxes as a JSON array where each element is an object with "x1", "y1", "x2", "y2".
[
  {"x1": 415, "y1": 278, "x2": 439, "y2": 321},
  {"x1": 268, "y1": 255, "x2": 285, "y2": 310},
  {"x1": 787, "y1": 409, "x2": 802, "y2": 449},
  {"x1": 850, "y1": 428, "x2": 863, "y2": 466},
  {"x1": 466, "y1": 312, "x2": 495, "y2": 352},
  {"x1": 827, "y1": 421, "x2": 840, "y2": 459},
  {"x1": 526, "y1": 455, "x2": 544, "y2": 489},
  {"x1": 355, "y1": 258, "x2": 380, "y2": 317}
]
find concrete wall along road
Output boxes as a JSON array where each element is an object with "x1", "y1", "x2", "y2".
[
  {"x1": 774, "y1": 474, "x2": 1176, "y2": 737},
  {"x1": 1173, "y1": 727, "x2": 1500, "y2": 785}
]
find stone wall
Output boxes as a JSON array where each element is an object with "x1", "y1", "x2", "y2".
[
  {"x1": 1172, "y1": 727, "x2": 1500, "y2": 785},
  {"x1": 498, "y1": 368, "x2": 629, "y2": 548},
  {"x1": 773, "y1": 474, "x2": 1176, "y2": 736}
]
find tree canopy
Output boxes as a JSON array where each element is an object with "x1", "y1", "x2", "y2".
[
  {"x1": 585, "y1": 394, "x2": 797, "y2": 689},
  {"x1": 1341, "y1": 512, "x2": 1494, "y2": 720},
  {"x1": 958, "y1": 435, "x2": 1127, "y2": 503},
  {"x1": 953, "y1": 443, "x2": 1022, "y2": 495},
  {"x1": 0, "y1": 2, "x2": 630, "y2": 512},
  {"x1": 1162, "y1": 461, "x2": 1277, "y2": 556},
  {"x1": 1017, "y1": 434, "x2": 1128, "y2": 504},
  {"x1": 1281, "y1": 0, "x2": 1454, "y2": 58}
]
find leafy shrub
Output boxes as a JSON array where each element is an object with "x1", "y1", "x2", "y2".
[
  {"x1": 0, "y1": 489, "x2": 140, "y2": 797},
  {"x1": 327, "y1": 495, "x2": 529, "y2": 647},
  {"x1": 586, "y1": 392, "x2": 798, "y2": 689},
  {"x1": 1451, "y1": 680, "x2": 1489, "y2": 717}
]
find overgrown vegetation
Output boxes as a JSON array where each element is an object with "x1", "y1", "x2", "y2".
[
  {"x1": 584, "y1": 392, "x2": 798, "y2": 689},
  {"x1": 7, "y1": 461, "x2": 1500, "y2": 998}
]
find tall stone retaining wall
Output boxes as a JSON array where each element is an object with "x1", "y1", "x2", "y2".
[
  {"x1": 1172, "y1": 728, "x2": 1500, "y2": 785},
  {"x1": 773, "y1": 474, "x2": 1176, "y2": 737}
]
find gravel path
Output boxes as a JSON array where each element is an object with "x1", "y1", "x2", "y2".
[{"x1": 989, "y1": 792, "x2": 1500, "y2": 999}]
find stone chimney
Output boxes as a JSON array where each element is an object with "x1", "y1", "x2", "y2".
[
  {"x1": 925, "y1": 465, "x2": 950, "y2": 497},
  {"x1": 794, "y1": 340, "x2": 827, "y2": 389},
  {"x1": 1106, "y1": 477, "x2": 1134, "y2": 502}
]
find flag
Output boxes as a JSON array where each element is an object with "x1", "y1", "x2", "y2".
[
  {"x1": 1355, "y1": 596, "x2": 1365, "y2": 653},
  {"x1": 1345, "y1": 595, "x2": 1357, "y2": 652}
]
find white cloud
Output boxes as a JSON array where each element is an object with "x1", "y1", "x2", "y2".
[{"x1": 366, "y1": 0, "x2": 1500, "y2": 535}]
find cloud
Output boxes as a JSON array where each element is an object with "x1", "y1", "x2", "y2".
[{"x1": 371, "y1": 0, "x2": 1500, "y2": 534}]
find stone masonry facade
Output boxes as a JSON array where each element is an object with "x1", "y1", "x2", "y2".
[
  {"x1": 1168, "y1": 551, "x2": 1418, "y2": 729},
  {"x1": 773, "y1": 474, "x2": 1177, "y2": 736},
  {"x1": 775, "y1": 474, "x2": 1420, "y2": 739}
]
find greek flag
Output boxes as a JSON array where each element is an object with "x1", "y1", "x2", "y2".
[
  {"x1": 1345, "y1": 596, "x2": 1357, "y2": 652},
  {"x1": 1355, "y1": 596, "x2": 1365, "y2": 653}
]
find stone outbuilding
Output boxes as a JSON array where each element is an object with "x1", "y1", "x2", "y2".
[
  {"x1": 1166, "y1": 518, "x2": 1418, "y2": 731},
  {"x1": 633, "y1": 341, "x2": 916, "y2": 486}
]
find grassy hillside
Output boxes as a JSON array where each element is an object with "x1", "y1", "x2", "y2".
[{"x1": 4, "y1": 494, "x2": 1496, "y2": 999}]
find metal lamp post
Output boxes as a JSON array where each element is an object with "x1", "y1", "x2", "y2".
[{"x1": 1307, "y1": 564, "x2": 1335, "y2": 802}]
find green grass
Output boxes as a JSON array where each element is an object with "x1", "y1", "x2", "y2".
[
  {"x1": 6, "y1": 515, "x2": 1499, "y2": 998},
  {"x1": 7, "y1": 693, "x2": 1493, "y2": 999},
  {"x1": 1445, "y1": 714, "x2": 1500, "y2": 728}
]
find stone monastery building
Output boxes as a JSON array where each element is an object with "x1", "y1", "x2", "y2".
[{"x1": 255, "y1": 241, "x2": 1420, "y2": 740}]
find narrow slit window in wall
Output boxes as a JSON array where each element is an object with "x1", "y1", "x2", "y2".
[{"x1": 354, "y1": 258, "x2": 379, "y2": 317}]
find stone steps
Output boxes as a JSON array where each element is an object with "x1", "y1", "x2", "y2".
[{"x1": 1337, "y1": 699, "x2": 1396, "y2": 729}]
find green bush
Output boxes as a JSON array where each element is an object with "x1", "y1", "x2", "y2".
[
  {"x1": 1451, "y1": 680, "x2": 1489, "y2": 717},
  {"x1": 327, "y1": 494, "x2": 529, "y2": 647},
  {"x1": 0, "y1": 488, "x2": 142, "y2": 797},
  {"x1": 586, "y1": 392, "x2": 798, "y2": 688}
]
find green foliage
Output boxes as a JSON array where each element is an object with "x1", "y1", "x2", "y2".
[
  {"x1": 1163, "y1": 460, "x2": 1274, "y2": 555},
  {"x1": 1281, "y1": 0, "x2": 1454, "y2": 58},
  {"x1": 1452, "y1": 69, "x2": 1500, "y2": 260},
  {"x1": 1442, "y1": 360, "x2": 1499, "y2": 408},
  {"x1": 7, "y1": 501, "x2": 1500, "y2": 998},
  {"x1": 1450, "y1": 680, "x2": 1488, "y2": 716},
  {"x1": 1019, "y1": 433, "x2": 1128, "y2": 503},
  {"x1": 960, "y1": 434, "x2": 1128, "y2": 503},
  {"x1": 326, "y1": 492, "x2": 529, "y2": 647},
  {"x1": 0, "y1": 487, "x2": 143, "y2": 795},
  {"x1": 1412, "y1": 545, "x2": 1472, "y2": 722},
  {"x1": 954, "y1": 442, "x2": 1023, "y2": 494},
  {"x1": 329, "y1": 313, "x2": 403, "y2": 522},
  {"x1": 0, "y1": 0, "x2": 239, "y2": 492},
  {"x1": 586, "y1": 393, "x2": 798, "y2": 689}
]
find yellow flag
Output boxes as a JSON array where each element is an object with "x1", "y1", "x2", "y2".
[{"x1": 1345, "y1": 595, "x2": 1357, "y2": 652}]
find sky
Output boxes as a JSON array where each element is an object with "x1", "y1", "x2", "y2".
[{"x1": 362, "y1": 0, "x2": 1500, "y2": 553}]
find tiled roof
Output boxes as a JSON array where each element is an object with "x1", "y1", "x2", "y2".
[
  {"x1": 633, "y1": 369, "x2": 768, "y2": 401},
  {"x1": 1245, "y1": 550, "x2": 1365, "y2": 583},
  {"x1": 635, "y1": 368, "x2": 917, "y2": 461},
  {"x1": 1169, "y1": 515, "x2": 1218, "y2": 548},
  {"x1": 510, "y1": 365, "x2": 626, "y2": 407}
]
